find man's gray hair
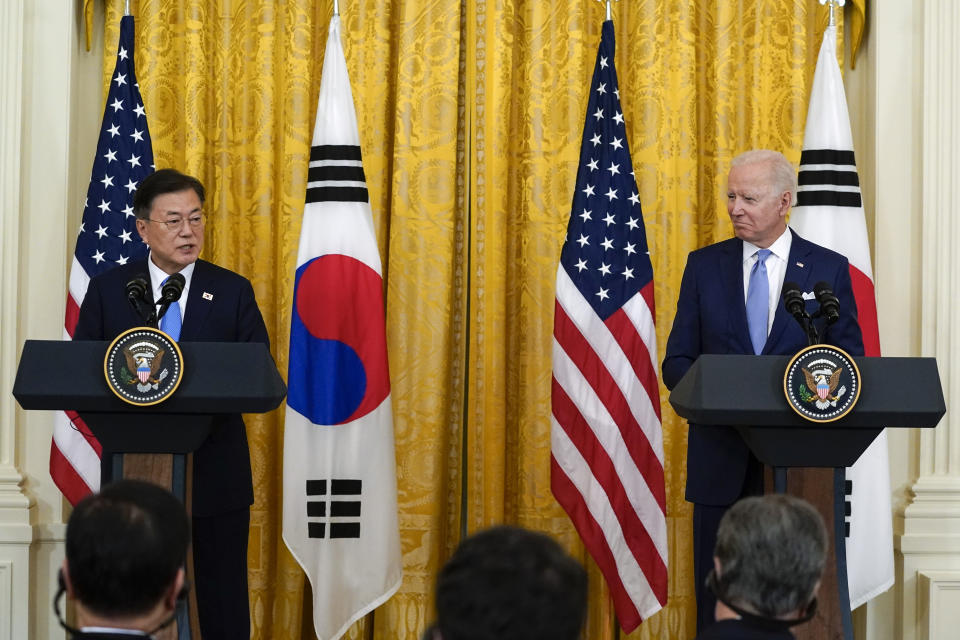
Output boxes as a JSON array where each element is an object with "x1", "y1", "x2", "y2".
[
  {"x1": 731, "y1": 149, "x2": 798, "y2": 206},
  {"x1": 714, "y1": 494, "x2": 827, "y2": 618}
]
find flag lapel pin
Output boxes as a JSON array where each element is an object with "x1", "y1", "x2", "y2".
[{"x1": 202, "y1": 291, "x2": 213, "y2": 301}]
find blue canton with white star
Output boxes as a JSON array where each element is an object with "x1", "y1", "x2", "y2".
[
  {"x1": 74, "y1": 16, "x2": 154, "y2": 277},
  {"x1": 560, "y1": 21, "x2": 654, "y2": 321}
]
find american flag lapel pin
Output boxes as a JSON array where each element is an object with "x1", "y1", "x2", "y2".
[
  {"x1": 202, "y1": 291, "x2": 213, "y2": 301},
  {"x1": 796, "y1": 261, "x2": 804, "y2": 268}
]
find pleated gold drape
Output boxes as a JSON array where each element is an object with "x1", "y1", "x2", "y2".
[{"x1": 99, "y1": 1, "x2": 845, "y2": 638}]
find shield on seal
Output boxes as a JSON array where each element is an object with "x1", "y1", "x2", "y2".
[
  {"x1": 817, "y1": 378, "x2": 829, "y2": 400},
  {"x1": 138, "y1": 363, "x2": 150, "y2": 383}
]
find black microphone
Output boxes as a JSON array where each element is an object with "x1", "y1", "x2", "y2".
[
  {"x1": 160, "y1": 273, "x2": 186, "y2": 303},
  {"x1": 125, "y1": 275, "x2": 149, "y2": 307},
  {"x1": 781, "y1": 281, "x2": 806, "y2": 319},
  {"x1": 782, "y1": 281, "x2": 819, "y2": 346},
  {"x1": 125, "y1": 275, "x2": 152, "y2": 324},
  {"x1": 813, "y1": 281, "x2": 840, "y2": 325}
]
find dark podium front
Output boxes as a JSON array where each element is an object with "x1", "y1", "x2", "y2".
[
  {"x1": 669, "y1": 353, "x2": 944, "y2": 640},
  {"x1": 669, "y1": 354, "x2": 944, "y2": 466},
  {"x1": 14, "y1": 338, "x2": 286, "y2": 640}
]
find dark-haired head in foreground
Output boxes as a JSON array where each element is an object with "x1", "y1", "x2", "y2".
[
  {"x1": 710, "y1": 494, "x2": 827, "y2": 629},
  {"x1": 426, "y1": 525, "x2": 587, "y2": 640},
  {"x1": 63, "y1": 479, "x2": 190, "y2": 632}
]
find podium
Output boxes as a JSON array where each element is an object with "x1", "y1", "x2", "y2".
[
  {"x1": 14, "y1": 338, "x2": 286, "y2": 639},
  {"x1": 669, "y1": 354, "x2": 944, "y2": 640}
]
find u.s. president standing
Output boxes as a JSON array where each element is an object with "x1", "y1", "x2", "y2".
[
  {"x1": 74, "y1": 168, "x2": 269, "y2": 640},
  {"x1": 661, "y1": 149, "x2": 864, "y2": 632}
]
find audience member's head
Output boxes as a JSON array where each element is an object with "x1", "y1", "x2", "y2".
[
  {"x1": 711, "y1": 494, "x2": 827, "y2": 622},
  {"x1": 428, "y1": 525, "x2": 587, "y2": 640},
  {"x1": 60, "y1": 480, "x2": 190, "y2": 633}
]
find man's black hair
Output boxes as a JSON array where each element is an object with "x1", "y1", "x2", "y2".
[
  {"x1": 65, "y1": 479, "x2": 190, "y2": 618},
  {"x1": 433, "y1": 525, "x2": 587, "y2": 640},
  {"x1": 133, "y1": 168, "x2": 206, "y2": 219}
]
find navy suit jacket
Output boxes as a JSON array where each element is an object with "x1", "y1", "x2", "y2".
[
  {"x1": 74, "y1": 259, "x2": 269, "y2": 516},
  {"x1": 662, "y1": 230, "x2": 864, "y2": 505}
]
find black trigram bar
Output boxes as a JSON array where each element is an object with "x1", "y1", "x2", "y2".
[
  {"x1": 305, "y1": 186, "x2": 369, "y2": 204},
  {"x1": 331, "y1": 501, "x2": 361, "y2": 517},
  {"x1": 308, "y1": 523, "x2": 326, "y2": 539},
  {"x1": 307, "y1": 502, "x2": 326, "y2": 517},
  {"x1": 844, "y1": 480, "x2": 853, "y2": 538},
  {"x1": 331, "y1": 479, "x2": 362, "y2": 495},
  {"x1": 311, "y1": 145, "x2": 363, "y2": 161},
  {"x1": 796, "y1": 190, "x2": 863, "y2": 208},
  {"x1": 330, "y1": 523, "x2": 361, "y2": 539},
  {"x1": 308, "y1": 165, "x2": 366, "y2": 183},
  {"x1": 800, "y1": 148, "x2": 857, "y2": 166},
  {"x1": 798, "y1": 170, "x2": 860, "y2": 187},
  {"x1": 306, "y1": 480, "x2": 327, "y2": 495}
]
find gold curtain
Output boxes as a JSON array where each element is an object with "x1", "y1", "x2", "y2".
[{"x1": 100, "y1": 1, "x2": 843, "y2": 638}]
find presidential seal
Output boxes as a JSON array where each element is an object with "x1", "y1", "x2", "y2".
[
  {"x1": 784, "y1": 344, "x2": 861, "y2": 423},
  {"x1": 104, "y1": 327, "x2": 184, "y2": 406}
]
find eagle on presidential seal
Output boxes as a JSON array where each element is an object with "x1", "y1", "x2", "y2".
[
  {"x1": 123, "y1": 345, "x2": 168, "y2": 392},
  {"x1": 801, "y1": 365, "x2": 847, "y2": 410}
]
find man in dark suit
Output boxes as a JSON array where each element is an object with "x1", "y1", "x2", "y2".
[
  {"x1": 74, "y1": 168, "x2": 268, "y2": 639},
  {"x1": 661, "y1": 150, "x2": 863, "y2": 633},
  {"x1": 59, "y1": 480, "x2": 190, "y2": 639}
]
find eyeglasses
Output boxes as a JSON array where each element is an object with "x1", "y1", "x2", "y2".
[{"x1": 145, "y1": 213, "x2": 205, "y2": 232}]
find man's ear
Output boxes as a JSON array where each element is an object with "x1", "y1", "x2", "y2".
[
  {"x1": 778, "y1": 190, "x2": 792, "y2": 217},
  {"x1": 164, "y1": 568, "x2": 186, "y2": 611},
  {"x1": 60, "y1": 559, "x2": 75, "y2": 598},
  {"x1": 713, "y1": 556, "x2": 722, "y2": 578}
]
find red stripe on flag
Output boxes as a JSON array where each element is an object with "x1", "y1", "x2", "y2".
[
  {"x1": 550, "y1": 455, "x2": 644, "y2": 632},
  {"x1": 553, "y1": 380, "x2": 669, "y2": 600},
  {"x1": 64, "y1": 294, "x2": 81, "y2": 337},
  {"x1": 604, "y1": 306, "x2": 661, "y2": 417},
  {"x1": 49, "y1": 442, "x2": 94, "y2": 505},
  {"x1": 849, "y1": 264, "x2": 881, "y2": 357},
  {"x1": 554, "y1": 302, "x2": 666, "y2": 510}
]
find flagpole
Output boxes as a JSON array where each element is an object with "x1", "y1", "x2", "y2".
[
  {"x1": 819, "y1": 0, "x2": 846, "y2": 28},
  {"x1": 124, "y1": 0, "x2": 130, "y2": 16},
  {"x1": 334, "y1": 0, "x2": 339, "y2": 16},
  {"x1": 596, "y1": 0, "x2": 619, "y2": 22}
]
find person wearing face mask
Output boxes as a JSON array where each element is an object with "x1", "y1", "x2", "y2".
[{"x1": 698, "y1": 494, "x2": 828, "y2": 639}]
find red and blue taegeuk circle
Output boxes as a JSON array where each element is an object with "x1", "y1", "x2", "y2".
[{"x1": 287, "y1": 254, "x2": 390, "y2": 425}]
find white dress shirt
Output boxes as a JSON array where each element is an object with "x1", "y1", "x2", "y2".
[{"x1": 147, "y1": 255, "x2": 195, "y2": 322}]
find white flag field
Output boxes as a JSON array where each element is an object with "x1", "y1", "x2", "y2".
[
  {"x1": 282, "y1": 15, "x2": 402, "y2": 640},
  {"x1": 789, "y1": 23, "x2": 894, "y2": 609}
]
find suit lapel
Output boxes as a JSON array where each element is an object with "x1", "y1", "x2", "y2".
[
  {"x1": 764, "y1": 231, "x2": 814, "y2": 352},
  {"x1": 723, "y1": 239, "x2": 754, "y2": 352},
  {"x1": 179, "y1": 260, "x2": 213, "y2": 340}
]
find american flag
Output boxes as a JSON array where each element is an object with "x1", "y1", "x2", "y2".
[
  {"x1": 550, "y1": 20, "x2": 667, "y2": 631},
  {"x1": 50, "y1": 15, "x2": 155, "y2": 505}
]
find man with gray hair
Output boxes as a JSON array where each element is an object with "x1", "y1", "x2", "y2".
[
  {"x1": 698, "y1": 494, "x2": 828, "y2": 639},
  {"x1": 662, "y1": 149, "x2": 864, "y2": 631}
]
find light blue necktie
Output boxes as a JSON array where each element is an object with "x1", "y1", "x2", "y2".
[
  {"x1": 159, "y1": 277, "x2": 182, "y2": 341},
  {"x1": 746, "y1": 249, "x2": 771, "y2": 355}
]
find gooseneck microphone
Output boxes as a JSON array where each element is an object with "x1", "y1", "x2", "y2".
[
  {"x1": 813, "y1": 281, "x2": 840, "y2": 325},
  {"x1": 782, "y1": 281, "x2": 819, "y2": 346},
  {"x1": 125, "y1": 274, "x2": 154, "y2": 325},
  {"x1": 156, "y1": 273, "x2": 186, "y2": 325},
  {"x1": 782, "y1": 281, "x2": 806, "y2": 320}
]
